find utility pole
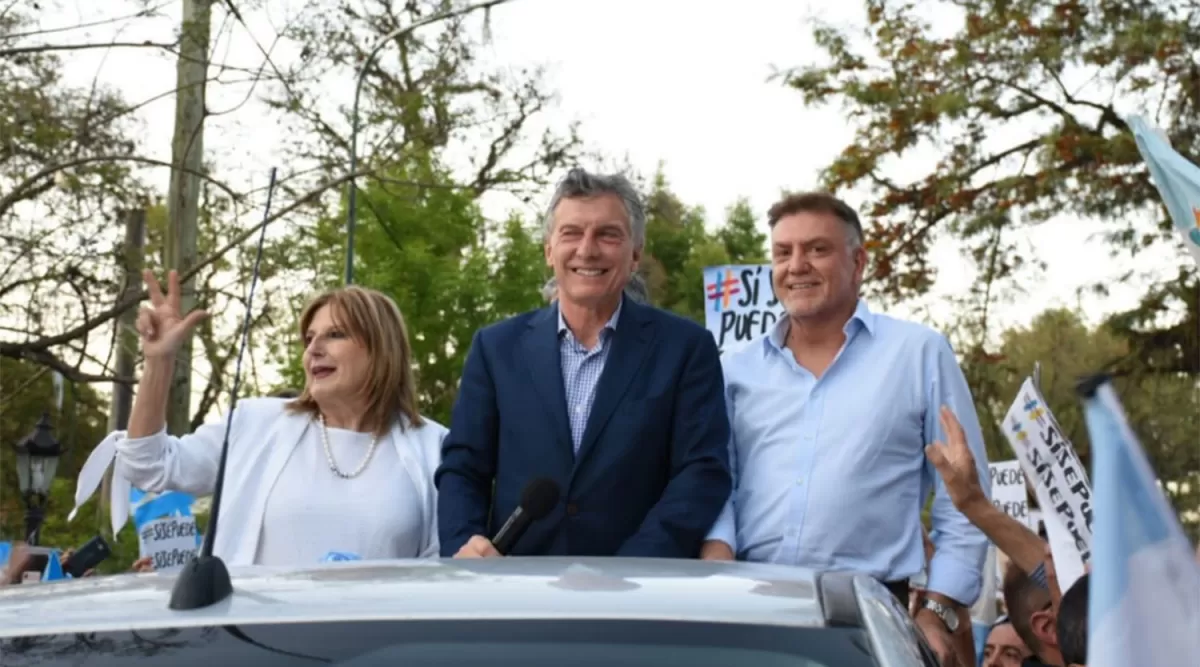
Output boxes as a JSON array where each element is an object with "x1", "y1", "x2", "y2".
[
  {"x1": 109, "y1": 207, "x2": 145, "y2": 433},
  {"x1": 164, "y1": 0, "x2": 211, "y2": 435},
  {"x1": 100, "y1": 207, "x2": 145, "y2": 532}
]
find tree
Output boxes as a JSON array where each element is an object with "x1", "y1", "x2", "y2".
[
  {"x1": 784, "y1": 0, "x2": 1199, "y2": 312},
  {"x1": 640, "y1": 170, "x2": 717, "y2": 321},
  {"x1": 265, "y1": 0, "x2": 580, "y2": 211},
  {"x1": 718, "y1": 198, "x2": 769, "y2": 264},
  {"x1": 274, "y1": 157, "x2": 546, "y2": 424},
  {"x1": 638, "y1": 172, "x2": 769, "y2": 322},
  {"x1": 0, "y1": 2, "x2": 381, "y2": 394},
  {"x1": 0, "y1": 6, "x2": 149, "y2": 384},
  {"x1": 0, "y1": 358, "x2": 110, "y2": 542},
  {"x1": 138, "y1": 199, "x2": 295, "y2": 428}
]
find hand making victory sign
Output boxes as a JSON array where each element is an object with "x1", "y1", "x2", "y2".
[{"x1": 136, "y1": 269, "x2": 208, "y2": 359}]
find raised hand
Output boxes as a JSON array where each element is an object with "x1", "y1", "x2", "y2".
[
  {"x1": 924, "y1": 405, "x2": 986, "y2": 511},
  {"x1": 136, "y1": 269, "x2": 208, "y2": 360}
]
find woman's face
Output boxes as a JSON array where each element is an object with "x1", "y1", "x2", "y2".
[{"x1": 302, "y1": 305, "x2": 370, "y2": 405}]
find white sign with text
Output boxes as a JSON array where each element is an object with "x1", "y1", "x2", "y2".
[
  {"x1": 972, "y1": 460, "x2": 1032, "y2": 620},
  {"x1": 702, "y1": 265, "x2": 785, "y2": 354},
  {"x1": 1002, "y1": 377, "x2": 1093, "y2": 590},
  {"x1": 137, "y1": 513, "x2": 199, "y2": 573},
  {"x1": 990, "y1": 460, "x2": 1032, "y2": 528}
]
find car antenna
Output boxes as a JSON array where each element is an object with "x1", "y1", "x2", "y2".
[{"x1": 168, "y1": 167, "x2": 278, "y2": 611}]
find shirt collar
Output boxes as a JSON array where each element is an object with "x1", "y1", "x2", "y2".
[
  {"x1": 557, "y1": 296, "x2": 624, "y2": 337},
  {"x1": 764, "y1": 298, "x2": 875, "y2": 356}
]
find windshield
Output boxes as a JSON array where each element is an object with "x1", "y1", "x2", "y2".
[{"x1": 0, "y1": 619, "x2": 877, "y2": 667}]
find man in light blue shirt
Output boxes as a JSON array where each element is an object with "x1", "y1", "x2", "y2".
[{"x1": 701, "y1": 191, "x2": 990, "y2": 667}]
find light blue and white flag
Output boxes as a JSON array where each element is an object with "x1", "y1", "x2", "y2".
[
  {"x1": 1081, "y1": 378, "x2": 1200, "y2": 666},
  {"x1": 1127, "y1": 115, "x2": 1200, "y2": 268}
]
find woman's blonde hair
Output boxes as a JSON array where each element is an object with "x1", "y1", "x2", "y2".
[{"x1": 286, "y1": 286, "x2": 423, "y2": 435}]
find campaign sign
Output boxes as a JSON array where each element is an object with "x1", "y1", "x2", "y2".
[
  {"x1": 703, "y1": 264, "x2": 783, "y2": 354},
  {"x1": 132, "y1": 488, "x2": 201, "y2": 573}
]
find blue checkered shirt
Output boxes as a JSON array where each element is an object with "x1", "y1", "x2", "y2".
[{"x1": 558, "y1": 300, "x2": 622, "y2": 454}]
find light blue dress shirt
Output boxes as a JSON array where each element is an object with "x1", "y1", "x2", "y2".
[
  {"x1": 558, "y1": 299, "x2": 622, "y2": 453},
  {"x1": 707, "y1": 299, "x2": 990, "y2": 605}
]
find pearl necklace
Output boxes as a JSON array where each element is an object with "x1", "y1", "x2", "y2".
[{"x1": 318, "y1": 414, "x2": 381, "y2": 479}]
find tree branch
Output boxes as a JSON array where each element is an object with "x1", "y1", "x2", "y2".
[
  {"x1": 0, "y1": 40, "x2": 178, "y2": 58},
  {"x1": 0, "y1": 155, "x2": 242, "y2": 219},
  {"x1": 8, "y1": 347, "x2": 135, "y2": 384},
  {"x1": 0, "y1": 169, "x2": 371, "y2": 358}
]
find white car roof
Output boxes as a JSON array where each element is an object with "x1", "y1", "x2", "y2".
[{"x1": 0, "y1": 557, "x2": 830, "y2": 638}]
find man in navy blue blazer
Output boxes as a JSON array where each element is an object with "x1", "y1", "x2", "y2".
[{"x1": 436, "y1": 168, "x2": 732, "y2": 559}]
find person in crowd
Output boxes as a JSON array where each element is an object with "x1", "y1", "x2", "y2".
[
  {"x1": 925, "y1": 406, "x2": 1052, "y2": 581},
  {"x1": 1002, "y1": 562, "x2": 1064, "y2": 666},
  {"x1": 1055, "y1": 573, "x2": 1087, "y2": 667},
  {"x1": 982, "y1": 615, "x2": 1035, "y2": 667},
  {"x1": 701, "y1": 191, "x2": 990, "y2": 666},
  {"x1": 82, "y1": 272, "x2": 445, "y2": 566},
  {"x1": 437, "y1": 167, "x2": 731, "y2": 558},
  {"x1": 542, "y1": 271, "x2": 652, "y2": 305}
]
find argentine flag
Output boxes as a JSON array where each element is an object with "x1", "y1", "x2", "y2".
[
  {"x1": 1127, "y1": 115, "x2": 1200, "y2": 268},
  {"x1": 1081, "y1": 377, "x2": 1200, "y2": 666}
]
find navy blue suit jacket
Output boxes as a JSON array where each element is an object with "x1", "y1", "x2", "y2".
[{"x1": 435, "y1": 298, "x2": 732, "y2": 558}]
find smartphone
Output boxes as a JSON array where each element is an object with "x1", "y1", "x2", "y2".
[{"x1": 63, "y1": 535, "x2": 112, "y2": 579}]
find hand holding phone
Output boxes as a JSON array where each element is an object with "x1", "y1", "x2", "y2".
[{"x1": 63, "y1": 535, "x2": 111, "y2": 579}]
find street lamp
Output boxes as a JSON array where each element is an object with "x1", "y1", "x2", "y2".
[
  {"x1": 12, "y1": 412, "x2": 63, "y2": 545},
  {"x1": 343, "y1": 0, "x2": 513, "y2": 285}
]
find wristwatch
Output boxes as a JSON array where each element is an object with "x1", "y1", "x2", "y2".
[{"x1": 920, "y1": 598, "x2": 959, "y2": 632}]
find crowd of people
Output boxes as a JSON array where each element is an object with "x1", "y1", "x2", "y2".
[{"x1": 4, "y1": 167, "x2": 1198, "y2": 666}]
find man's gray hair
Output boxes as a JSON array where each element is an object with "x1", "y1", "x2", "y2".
[
  {"x1": 543, "y1": 167, "x2": 646, "y2": 247},
  {"x1": 541, "y1": 273, "x2": 651, "y2": 305},
  {"x1": 623, "y1": 272, "x2": 650, "y2": 304},
  {"x1": 541, "y1": 276, "x2": 558, "y2": 303}
]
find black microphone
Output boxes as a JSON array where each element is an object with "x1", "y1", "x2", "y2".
[{"x1": 491, "y1": 478, "x2": 561, "y2": 555}]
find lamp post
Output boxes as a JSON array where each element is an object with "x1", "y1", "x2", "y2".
[
  {"x1": 343, "y1": 0, "x2": 513, "y2": 285},
  {"x1": 12, "y1": 412, "x2": 63, "y2": 545}
]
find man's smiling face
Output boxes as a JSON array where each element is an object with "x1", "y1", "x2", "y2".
[{"x1": 544, "y1": 193, "x2": 640, "y2": 309}]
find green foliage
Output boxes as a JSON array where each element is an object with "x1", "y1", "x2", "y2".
[
  {"x1": 275, "y1": 158, "x2": 547, "y2": 424},
  {"x1": 786, "y1": 0, "x2": 1199, "y2": 303},
  {"x1": 718, "y1": 198, "x2": 769, "y2": 264},
  {"x1": 1, "y1": 358, "x2": 110, "y2": 542},
  {"x1": 640, "y1": 171, "x2": 766, "y2": 322}
]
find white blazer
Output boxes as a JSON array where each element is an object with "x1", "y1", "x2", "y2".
[{"x1": 70, "y1": 397, "x2": 447, "y2": 565}]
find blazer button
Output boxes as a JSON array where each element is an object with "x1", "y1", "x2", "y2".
[{"x1": 566, "y1": 503, "x2": 579, "y2": 516}]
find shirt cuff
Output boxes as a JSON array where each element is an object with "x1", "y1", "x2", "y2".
[
  {"x1": 705, "y1": 500, "x2": 736, "y2": 549},
  {"x1": 115, "y1": 427, "x2": 169, "y2": 449},
  {"x1": 927, "y1": 550, "x2": 982, "y2": 606}
]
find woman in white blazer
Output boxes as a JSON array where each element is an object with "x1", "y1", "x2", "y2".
[{"x1": 73, "y1": 270, "x2": 445, "y2": 566}]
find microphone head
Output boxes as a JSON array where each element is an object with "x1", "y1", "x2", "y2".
[{"x1": 519, "y1": 478, "x2": 561, "y2": 520}]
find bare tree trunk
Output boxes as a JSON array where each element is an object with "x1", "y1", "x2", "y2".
[
  {"x1": 164, "y1": 0, "x2": 211, "y2": 436},
  {"x1": 99, "y1": 207, "x2": 146, "y2": 533}
]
